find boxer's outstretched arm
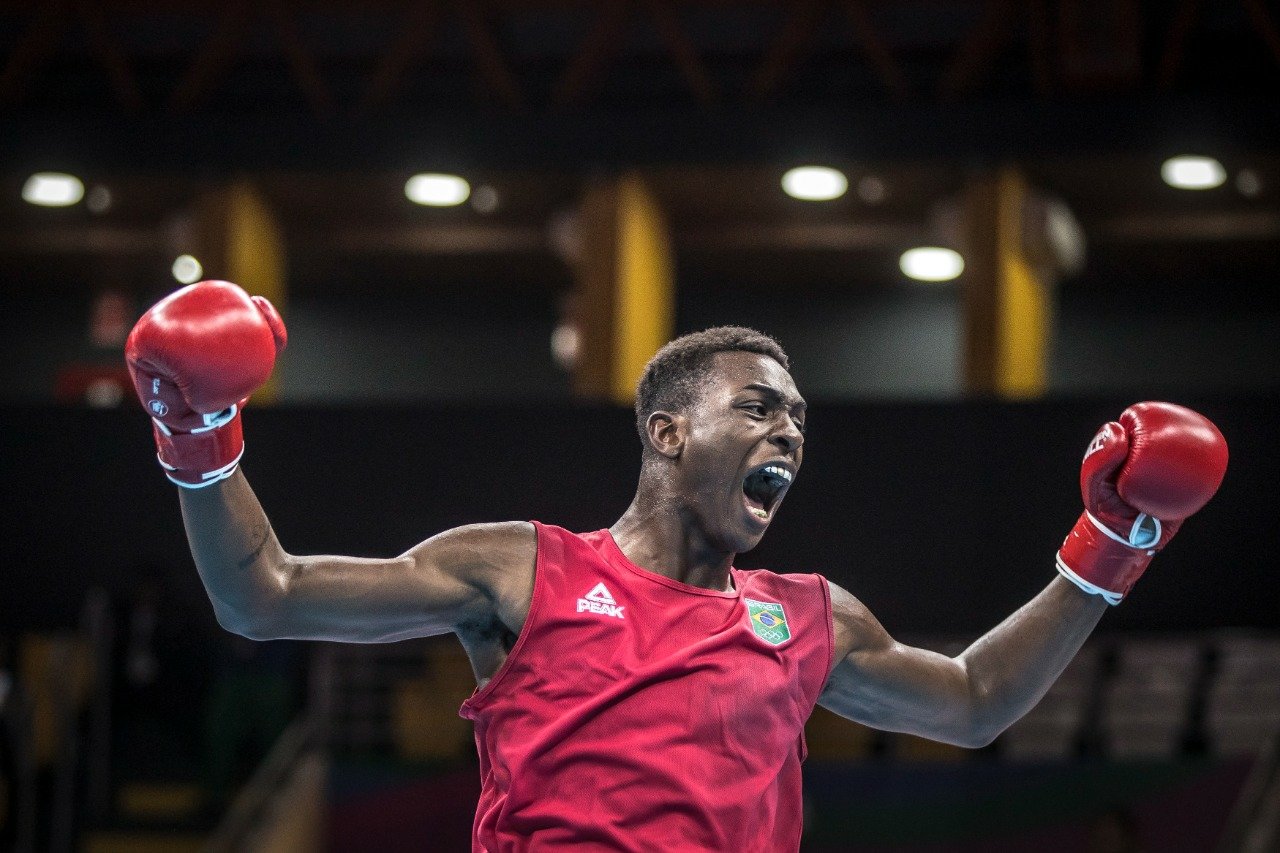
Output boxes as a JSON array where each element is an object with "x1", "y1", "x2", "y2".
[
  {"x1": 126, "y1": 281, "x2": 535, "y2": 644},
  {"x1": 819, "y1": 403, "x2": 1226, "y2": 747},
  {"x1": 818, "y1": 577, "x2": 1104, "y2": 748},
  {"x1": 180, "y1": 469, "x2": 534, "y2": 643}
]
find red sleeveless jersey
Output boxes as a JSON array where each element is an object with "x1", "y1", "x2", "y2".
[{"x1": 459, "y1": 522, "x2": 834, "y2": 852}]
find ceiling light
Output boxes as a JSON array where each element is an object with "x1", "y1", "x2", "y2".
[
  {"x1": 900, "y1": 247, "x2": 964, "y2": 282},
  {"x1": 856, "y1": 175, "x2": 887, "y2": 204},
  {"x1": 471, "y1": 184, "x2": 500, "y2": 214},
  {"x1": 85, "y1": 185, "x2": 113, "y2": 214},
  {"x1": 781, "y1": 166, "x2": 848, "y2": 201},
  {"x1": 172, "y1": 255, "x2": 203, "y2": 284},
  {"x1": 550, "y1": 322, "x2": 579, "y2": 371},
  {"x1": 406, "y1": 173, "x2": 470, "y2": 206},
  {"x1": 1236, "y1": 169, "x2": 1261, "y2": 197},
  {"x1": 1161, "y1": 156, "x2": 1226, "y2": 190},
  {"x1": 22, "y1": 172, "x2": 85, "y2": 207}
]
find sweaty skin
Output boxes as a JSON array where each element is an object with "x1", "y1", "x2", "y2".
[{"x1": 180, "y1": 350, "x2": 1104, "y2": 743}]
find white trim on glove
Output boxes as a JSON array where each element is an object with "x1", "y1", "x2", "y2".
[
  {"x1": 1055, "y1": 556, "x2": 1125, "y2": 606},
  {"x1": 1084, "y1": 510, "x2": 1161, "y2": 552},
  {"x1": 158, "y1": 444, "x2": 245, "y2": 489}
]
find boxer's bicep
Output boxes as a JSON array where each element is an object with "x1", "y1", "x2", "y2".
[
  {"x1": 818, "y1": 580, "x2": 985, "y2": 748},
  {"x1": 263, "y1": 521, "x2": 534, "y2": 644}
]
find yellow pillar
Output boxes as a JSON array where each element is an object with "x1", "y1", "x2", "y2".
[
  {"x1": 193, "y1": 180, "x2": 287, "y2": 403},
  {"x1": 961, "y1": 166, "x2": 1054, "y2": 398},
  {"x1": 573, "y1": 173, "x2": 675, "y2": 404}
]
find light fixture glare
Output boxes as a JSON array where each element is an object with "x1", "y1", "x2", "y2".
[
  {"x1": 172, "y1": 254, "x2": 203, "y2": 284},
  {"x1": 900, "y1": 247, "x2": 964, "y2": 282},
  {"x1": 406, "y1": 173, "x2": 471, "y2": 206},
  {"x1": 22, "y1": 172, "x2": 85, "y2": 207},
  {"x1": 1161, "y1": 156, "x2": 1226, "y2": 190},
  {"x1": 782, "y1": 166, "x2": 848, "y2": 201}
]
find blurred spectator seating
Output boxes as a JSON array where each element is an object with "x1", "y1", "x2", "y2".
[
  {"x1": 322, "y1": 637, "x2": 474, "y2": 760},
  {"x1": 391, "y1": 642, "x2": 475, "y2": 761},
  {"x1": 18, "y1": 633, "x2": 94, "y2": 771},
  {"x1": 54, "y1": 363, "x2": 132, "y2": 408},
  {"x1": 804, "y1": 706, "x2": 876, "y2": 761},
  {"x1": 317, "y1": 631, "x2": 1280, "y2": 766},
  {"x1": 1100, "y1": 636, "x2": 1203, "y2": 759},
  {"x1": 1, "y1": 641, "x2": 36, "y2": 852},
  {"x1": 890, "y1": 732, "x2": 968, "y2": 762},
  {"x1": 1205, "y1": 633, "x2": 1280, "y2": 757}
]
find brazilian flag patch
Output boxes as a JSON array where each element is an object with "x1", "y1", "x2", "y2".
[{"x1": 746, "y1": 598, "x2": 791, "y2": 645}]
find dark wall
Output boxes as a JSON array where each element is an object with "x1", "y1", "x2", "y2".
[
  {"x1": 3, "y1": 395, "x2": 1273, "y2": 635},
  {"x1": 9, "y1": 283, "x2": 1280, "y2": 403},
  {"x1": 279, "y1": 294, "x2": 569, "y2": 402}
]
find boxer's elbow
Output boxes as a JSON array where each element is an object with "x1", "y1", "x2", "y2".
[
  {"x1": 911, "y1": 715, "x2": 1002, "y2": 750},
  {"x1": 212, "y1": 598, "x2": 284, "y2": 641},
  {"x1": 934, "y1": 712, "x2": 1004, "y2": 749},
  {"x1": 210, "y1": 599, "x2": 258, "y2": 638},
  {"x1": 954, "y1": 670, "x2": 1011, "y2": 748},
  {"x1": 932, "y1": 714, "x2": 1003, "y2": 750},
  {"x1": 208, "y1": 572, "x2": 290, "y2": 640},
  {"x1": 194, "y1": 540, "x2": 292, "y2": 639},
  {"x1": 956, "y1": 722, "x2": 1004, "y2": 749}
]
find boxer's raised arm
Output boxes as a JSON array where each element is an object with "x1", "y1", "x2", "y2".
[
  {"x1": 819, "y1": 577, "x2": 1104, "y2": 748},
  {"x1": 180, "y1": 473, "x2": 532, "y2": 643},
  {"x1": 126, "y1": 280, "x2": 532, "y2": 643},
  {"x1": 820, "y1": 402, "x2": 1227, "y2": 747}
]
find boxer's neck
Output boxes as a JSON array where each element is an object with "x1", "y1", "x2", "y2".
[{"x1": 610, "y1": 494, "x2": 736, "y2": 593}]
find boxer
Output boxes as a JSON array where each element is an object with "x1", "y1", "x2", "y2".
[{"x1": 127, "y1": 280, "x2": 1227, "y2": 852}]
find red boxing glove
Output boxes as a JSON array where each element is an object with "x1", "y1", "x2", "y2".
[
  {"x1": 1056, "y1": 402, "x2": 1228, "y2": 604},
  {"x1": 125, "y1": 280, "x2": 287, "y2": 488}
]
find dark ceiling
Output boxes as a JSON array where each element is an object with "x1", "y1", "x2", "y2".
[{"x1": 1, "y1": 1, "x2": 1278, "y2": 301}]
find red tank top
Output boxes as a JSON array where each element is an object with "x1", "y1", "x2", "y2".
[{"x1": 459, "y1": 522, "x2": 834, "y2": 852}]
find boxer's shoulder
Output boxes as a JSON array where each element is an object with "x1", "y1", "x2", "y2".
[
  {"x1": 824, "y1": 578, "x2": 894, "y2": 664},
  {"x1": 414, "y1": 520, "x2": 537, "y2": 591}
]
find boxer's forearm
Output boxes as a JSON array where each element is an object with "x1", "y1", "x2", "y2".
[
  {"x1": 178, "y1": 468, "x2": 290, "y2": 636},
  {"x1": 957, "y1": 576, "x2": 1106, "y2": 743}
]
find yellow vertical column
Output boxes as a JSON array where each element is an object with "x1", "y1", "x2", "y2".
[
  {"x1": 961, "y1": 166, "x2": 1054, "y2": 398},
  {"x1": 193, "y1": 179, "x2": 288, "y2": 403},
  {"x1": 573, "y1": 172, "x2": 675, "y2": 404}
]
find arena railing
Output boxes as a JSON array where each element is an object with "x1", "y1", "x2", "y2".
[
  {"x1": 1217, "y1": 727, "x2": 1280, "y2": 853},
  {"x1": 203, "y1": 714, "x2": 326, "y2": 853}
]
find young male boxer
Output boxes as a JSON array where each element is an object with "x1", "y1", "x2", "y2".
[{"x1": 126, "y1": 280, "x2": 1228, "y2": 852}]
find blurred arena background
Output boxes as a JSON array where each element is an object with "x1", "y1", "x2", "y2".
[{"x1": 1, "y1": 1, "x2": 1279, "y2": 850}]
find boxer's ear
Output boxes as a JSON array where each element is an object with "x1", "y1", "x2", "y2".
[{"x1": 646, "y1": 410, "x2": 685, "y2": 459}]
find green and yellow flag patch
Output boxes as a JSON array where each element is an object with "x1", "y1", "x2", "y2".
[{"x1": 746, "y1": 598, "x2": 791, "y2": 645}]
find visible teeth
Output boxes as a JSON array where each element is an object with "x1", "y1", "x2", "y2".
[
  {"x1": 750, "y1": 507, "x2": 769, "y2": 519},
  {"x1": 763, "y1": 465, "x2": 792, "y2": 482}
]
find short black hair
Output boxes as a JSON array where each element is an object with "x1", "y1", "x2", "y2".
[{"x1": 634, "y1": 326, "x2": 790, "y2": 447}]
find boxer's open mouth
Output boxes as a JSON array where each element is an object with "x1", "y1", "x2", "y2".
[{"x1": 742, "y1": 464, "x2": 793, "y2": 520}]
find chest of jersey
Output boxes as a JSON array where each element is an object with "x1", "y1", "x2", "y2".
[
  {"x1": 525, "y1": 571, "x2": 811, "y2": 743},
  {"x1": 459, "y1": 524, "x2": 832, "y2": 852},
  {"x1": 462, "y1": 525, "x2": 830, "y2": 773}
]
